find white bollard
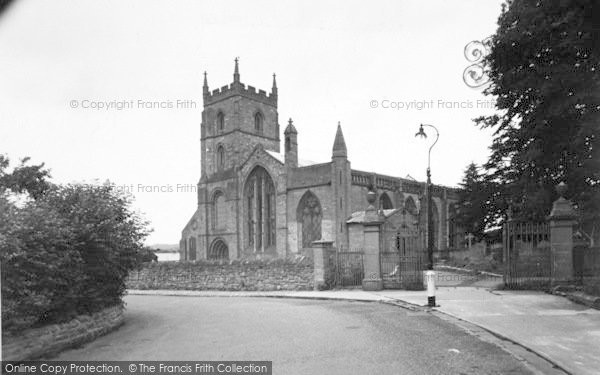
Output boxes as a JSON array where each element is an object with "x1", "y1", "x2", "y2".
[{"x1": 426, "y1": 270, "x2": 436, "y2": 307}]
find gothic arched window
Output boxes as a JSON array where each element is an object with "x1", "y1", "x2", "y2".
[
  {"x1": 379, "y1": 192, "x2": 393, "y2": 210},
  {"x1": 243, "y1": 166, "x2": 276, "y2": 251},
  {"x1": 212, "y1": 191, "x2": 225, "y2": 229},
  {"x1": 181, "y1": 239, "x2": 187, "y2": 260},
  {"x1": 405, "y1": 196, "x2": 417, "y2": 215},
  {"x1": 296, "y1": 191, "x2": 322, "y2": 248},
  {"x1": 216, "y1": 145, "x2": 225, "y2": 170},
  {"x1": 188, "y1": 237, "x2": 197, "y2": 261},
  {"x1": 217, "y1": 112, "x2": 225, "y2": 133},
  {"x1": 254, "y1": 112, "x2": 263, "y2": 134}
]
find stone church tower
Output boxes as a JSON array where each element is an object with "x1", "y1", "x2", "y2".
[
  {"x1": 200, "y1": 58, "x2": 280, "y2": 176},
  {"x1": 180, "y1": 60, "x2": 462, "y2": 261},
  {"x1": 181, "y1": 59, "x2": 284, "y2": 260}
]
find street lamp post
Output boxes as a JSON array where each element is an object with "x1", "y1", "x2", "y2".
[{"x1": 415, "y1": 123, "x2": 439, "y2": 307}]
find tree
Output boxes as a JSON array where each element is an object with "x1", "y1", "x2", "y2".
[
  {"x1": 0, "y1": 195, "x2": 83, "y2": 330},
  {"x1": 1, "y1": 154, "x2": 151, "y2": 331},
  {"x1": 0, "y1": 154, "x2": 52, "y2": 200},
  {"x1": 454, "y1": 163, "x2": 489, "y2": 240},
  {"x1": 475, "y1": 0, "x2": 600, "y2": 239}
]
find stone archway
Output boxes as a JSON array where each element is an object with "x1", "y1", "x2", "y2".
[{"x1": 209, "y1": 238, "x2": 229, "y2": 260}]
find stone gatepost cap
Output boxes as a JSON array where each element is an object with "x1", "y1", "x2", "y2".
[
  {"x1": 548, "y1": 182, "x2": 577, "y2": 220},
  {"x1": 556, "y1": 182, "x2": 568, "y2": 198}
]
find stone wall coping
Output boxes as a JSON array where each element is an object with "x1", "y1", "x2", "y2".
[{"x1": 2, "y1": 305, "x2": 124, "y2": 361}]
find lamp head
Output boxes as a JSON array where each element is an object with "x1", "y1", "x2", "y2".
[{"x1": 415, "y1": 124, "x2": 427, "y2": 138}]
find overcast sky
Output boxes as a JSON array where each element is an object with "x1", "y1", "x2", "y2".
[{"x1": 0, "y1": 0, "x2": 504, "y2": 245}]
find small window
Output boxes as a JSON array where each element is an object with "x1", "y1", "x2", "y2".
[
  {"x1": 285, "y1": 137, "x2": 291, "y2": 152},
  {"x1": 217, "y1": 112, "x2": 225, "y2": 132},
  {"x1": 254, "y1": 112, "x2": 263, "y2": 134},
  {"x1": 216, "y1": 145, "x2": 225, "y2": 170}
]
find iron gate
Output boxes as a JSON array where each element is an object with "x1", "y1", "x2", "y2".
[
  {"x1": 329, "y1": 250, "x2": 364, "y2": 288},
  {"x1": 380, "y1": 228, "x2": 425, "y2": 289},
  {"x1": 380, "y1": 252, "x2": 425, "y2": 289},
  {"x1": 503, "y1": 220, "x2": 552, "y2": 289}
]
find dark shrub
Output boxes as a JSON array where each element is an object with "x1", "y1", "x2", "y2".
[
  {"x1": 0, "y1": 197, "x2": 82, "y2": 331},
  {"x1": 1, "y1": 183, "x2": 149, "y2": 333}
]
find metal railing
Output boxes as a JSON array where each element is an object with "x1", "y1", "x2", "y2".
[
  {"x1": 329, "y1": 251, "x2": 364, "y2": 288},
  {"x1": 380, "y1": 252, "x2": 425, "y2": 289},
  {"x1": 503, "y1": 220, "x2": 552, "y2": 289}
]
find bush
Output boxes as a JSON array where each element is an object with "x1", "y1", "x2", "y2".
[
  {"x1": 0, "y1": 197, "x2": 82, "y2": 331},
  {"x1": 1, "y1": 183, "x2": 149, "y2": 333}
]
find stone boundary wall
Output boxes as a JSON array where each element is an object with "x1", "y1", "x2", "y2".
[
  {"x1": 2, "y1": 305, "x2": 124, "y2": 361},
  {"x1": 127, "y1": 258, "x2": 314, "y2": 291}
]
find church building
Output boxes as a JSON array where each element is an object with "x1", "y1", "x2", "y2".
[{"x1": 180, "y1": 60, "x2": 461, "y2": 260}]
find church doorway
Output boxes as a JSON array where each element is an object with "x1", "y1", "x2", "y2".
[{"x1": 209, "y1": 238, "x2": 229, "y2": 260}]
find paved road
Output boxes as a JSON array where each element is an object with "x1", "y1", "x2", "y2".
[{"x1": 53, "y1": 296, "x2": 534, "y2": 374}]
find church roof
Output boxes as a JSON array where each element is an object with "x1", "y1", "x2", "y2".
[
  {"x1": 332, "y1": 122, "x2": 347, "y2": 158},
  {"x1": 265, "y1": 150, "x2": 317, "y2": 167},
  {"x1": 265, "y1": 150, "x2": 285, "y2": 164}
]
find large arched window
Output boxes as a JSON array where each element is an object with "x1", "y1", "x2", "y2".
[
  {"x1": 208, "y1": 238, "x2": 229, "y2": 260},
  {"x1": 217, "y1": 112, "x2": 225, "y2": 133},
  {"x1": 244, "y1": 166, "x2": 276, "y2": 251},
  {"x1": 254, "y1": 112, "x2": 263, "y2": 134},
  {"x1": 405, "y1": 196, "x2": 417, "y2": 215},
  {"x1": 296, "y1": 191, "x2": 322, "y2": 249},
  {"x1": 216, "y1": 145, "x2": 225, "y2": 170},
  {"x1": 212, "y1": 191, "x2": 226, "y2": 229},
  {"x1": 379, "y1": 192, "x2": 393, "y2": 210},
  {"x1": 188, "y1": 237, "x2": 196, "y2": 261}
]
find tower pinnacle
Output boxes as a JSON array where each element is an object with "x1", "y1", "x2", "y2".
[
  {"x1": 203, "y1": 71, "x2": 209, "y2": 95},
  {"x1": 332, "y1": 121, "x2": 347, "y2": 158},
  {"x1": 233, "y1": 57, "x2": 240, "y2": 83},
  {"x1": 284, "y1": 117, "x2": 297, "y2": 134},
  {"x1": 272, "y1": 73, "x2": 278, "y2": 96}
]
